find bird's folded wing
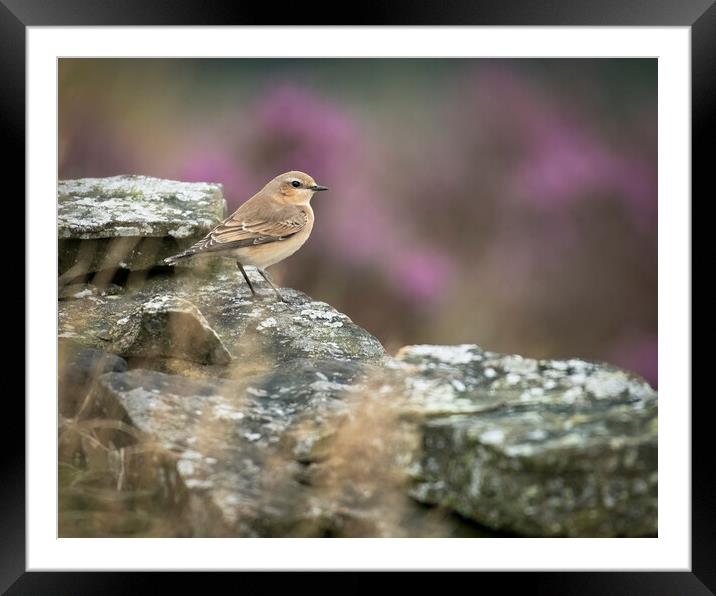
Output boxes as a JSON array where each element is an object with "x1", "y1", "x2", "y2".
[{"x1": 191, "y1": 208, "x2": 308, "y2": 253}]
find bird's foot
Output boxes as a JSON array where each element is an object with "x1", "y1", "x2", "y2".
[{"x1": 266, "y1": 291, "x2": 289, "y2": 303}]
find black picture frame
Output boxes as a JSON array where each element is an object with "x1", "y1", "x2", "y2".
[{"x1": 7, "y1": 0, "x2": 709, "y2": 592}]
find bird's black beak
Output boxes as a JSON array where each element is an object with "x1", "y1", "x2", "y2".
[{"x1": 311, "y1": 184, "x2": 328, "y2": 192}]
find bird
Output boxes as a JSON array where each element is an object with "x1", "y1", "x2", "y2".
[{"x1": 164, "y1": 171, "x2": 328, "y2": 302}]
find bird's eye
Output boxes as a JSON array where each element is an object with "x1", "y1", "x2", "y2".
[{"x1": 291, "y1": 180, "x2": 301, "y2": 188}]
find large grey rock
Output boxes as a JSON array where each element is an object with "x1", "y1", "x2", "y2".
[
  {"x1": 89, "y1": 363, "x2": 496, "y2": 538},
  {"x1": 59, "y1": 267, "x2": 387, "y2": 376},
  {"x1": 110, "y1": 294, "x2": 232, "y2": 366},
  {"x1": 58, "y1": 339, "x2": 128, "y2": 418},
  {"x1": 59, "y1": 274, "x2": 657, "y2": 537},
  {"x1": 90, "y1": 363, "x2": 386, "y2": 536},
  {"x1": 397, "y1": 344, "x2": 657, "y2": 537},
  {"x1": 58, "y1": 176, "x2": 226, "y2": 279}
]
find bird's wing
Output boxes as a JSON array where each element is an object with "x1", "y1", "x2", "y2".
[{"x1": 190, "y1": 203, "x2": 308, "y2": 254}]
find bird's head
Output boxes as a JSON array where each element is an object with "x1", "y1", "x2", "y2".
[{"x1": 270, "y1": 171, "x2": 328, "y2": 205}]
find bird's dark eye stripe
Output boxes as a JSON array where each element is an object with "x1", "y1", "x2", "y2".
[{"x1": 291, "y1": 180, "x2": 301, "y2": 188}]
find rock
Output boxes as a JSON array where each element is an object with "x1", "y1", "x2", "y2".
[
  {"x1": 89, "y1": 362, "x2": 379, "y2": 536},
  {"x1": 110, "y1": 294, "x2": 232, "y2": 366},
  {"x1": 59, "y1": 280, "x2": 657, "y2": 538},
  {"x1": 88, "y1": 362, "x2": 499, "y2": 538},
  {"x1": 58, "y1": 339, "x2": 128, "y2": 418},
  {"x1": 397, "y1": 345, "x2": 657, "y2": 537},
  {"x1": 58, "y1": 175, "x2": 226, "y2": 279},
  {"x1": 59, "y1": 267, "x2": 387, "y2": 375}
]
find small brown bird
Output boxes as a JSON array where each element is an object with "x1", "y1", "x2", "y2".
[{"x1": 165, "y1": 170, "x2": 328, "y2": 302}]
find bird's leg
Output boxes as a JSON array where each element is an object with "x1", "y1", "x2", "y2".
[
  {"x1": 257, "y1": 268, "x2": 287, "y2": 303},
  {"x1": 236, "y1": 262, "x2": 256, "y2": 297}
]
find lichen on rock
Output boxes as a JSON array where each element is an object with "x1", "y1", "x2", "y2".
[
  {"x1": 58, "y1": 175, "x2": 226, "y2": 278},
  {"x1": 109, "y1": 294, "x2": 233, "y2": 366},
  {"x1": 397, "y1": 344, "x2": 657, "y2": 537},
  {"x1": 90, "y1": 362, "x2": 381, "y2": 536},
  {"x1": 58, "y1": 175, "x2": 226, "y2": 240},
  {"x1": 59, "y1": 266, "x2": 387, "y2": 376}
]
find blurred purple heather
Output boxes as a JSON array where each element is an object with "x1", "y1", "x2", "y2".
[
  {"x1": 388, "y1": 249, "x2": 456, "y2": 304},
  {"x1": 180, "y1": 149, "x2": 248, "y2": 204},
  {"x1": 245, "y1": 84, "x2": 361, "y2": 183},
  {"x1": 59, "y1": 59, "x2": 657, "y2": 386}
]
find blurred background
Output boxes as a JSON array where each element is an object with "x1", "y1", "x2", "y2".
[{"x1": 59, "y1": 58, "x2": 657, "y2": 386}]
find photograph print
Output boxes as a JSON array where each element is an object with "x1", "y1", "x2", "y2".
[{"x1": 57, "y1": 58, "x2": 657, "y2": 539}]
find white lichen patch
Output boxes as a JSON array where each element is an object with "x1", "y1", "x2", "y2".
[
  {"x1": 569, "y1": 373, "x2": 587, "y2": 385},
  {"x1": 505, "y1": 373, "x2": 521, "y2": 386},
  {"x1": 123, "y1": 386, "x2": 163, "y2": 406},
  {"x1": 561, "y1": 386, "x2": 585, "y2": 404},
  {"x1": 398, "y1": 344, "x2": 479, "y2": 366},
  {"x1": 585, "y1": 370, "x2": 630, "y2": 399},
  {"x1": 142, "y1": 294, "x2": 202, "y2": 316},
  {"x1": 309, "y1": 379, "x2": 359, "y2": 394},
  {"x1": 256, "y1": 317, "x2": 277, "y2": 331},
  {"x1": 184, "y1": 478, "x2": 214, "y2": 489},
  {"x1": 211, "y1": 403, "x2": 245, "y2": 421},
  {"x1": 298, "y1": 306, "x2": 348, "y2": 325},
  {"x1": 526, "y1": 429, "x2": 548, "y2": 441},
  {"x1": 72, "y1": 288, "x2": 95, "y2": 299},
  {"x1": 451, "y1": 379, "x2": 466, "y2": 392},
  {"x1": 479, "y1": 428, "x2": 506, "y2": 445},
  {"x1": 520, "y1": 387, "x2": 545, "y2": 401},
  {"x1": 168, "y1": 224, "x2": 195, "y2": 238},
  {"x1": 177, "y1": 459, "x2": 196, "y2": 476},
  {"x1": 503, "y1": 443, "x2": 536, "y2": 457},
  {"x1": 501, "y1": 355, "x2": 539, "y2": 375},
  {"x1": 567, "y1": 358, "x2": 590, "y2": 370},
  {"x1": 181, "y1": 449, "x2": 203, "y2": 460},
  {"x1": 405, "y1": 377, "x2": 458, "y2": 409},
  {"x1": 245, "y1": 386, "x2": 268, "y2": 397}
]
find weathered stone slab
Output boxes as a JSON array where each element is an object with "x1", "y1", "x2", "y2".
[
  {"x1": 89, "y1": 362, "x2": 496, "y2": 538},
  {"x1": 58, "y1": 339, "x2": 128, "y2": 418},
  {"x1": 397, "y1": 344, "x2": 658, "y2": 537},
  {"x1": 59, "y1": 268, "x2": 387, "y2": 375},
  {"x1": 90, "y1": 362, "x2": 378, "y2": 536},
  {"x1": 61, "y1": 333, "x2": 658, "y2": 537},
  {"x1": 110, "y1": 295, "x2": 232, "y2": 366},
  {"x1": 58, "y1": 175, "x2": 226, "y2": 278}
]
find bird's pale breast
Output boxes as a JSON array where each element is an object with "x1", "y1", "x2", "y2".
[{"x1": 230, "y1": 206, "x2": 314, "y2": 268}]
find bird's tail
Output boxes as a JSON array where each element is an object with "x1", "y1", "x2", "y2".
[{"x1": 164, "y1": 248, "x2": 196, "y2": 266}]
